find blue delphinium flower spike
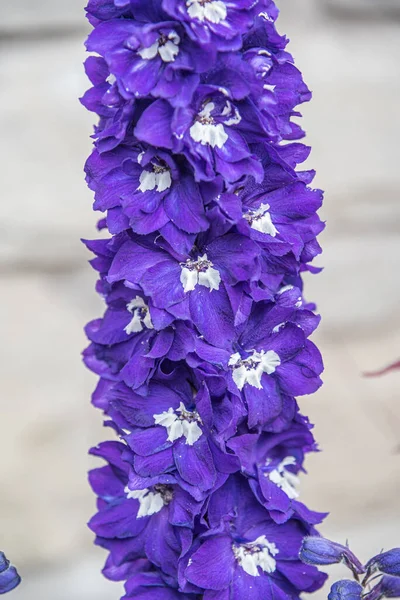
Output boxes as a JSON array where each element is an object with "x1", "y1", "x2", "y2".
[{"x1": 82, "y1": 0, "x2": 328, "y2": 597}]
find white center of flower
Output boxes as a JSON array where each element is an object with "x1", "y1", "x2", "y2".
[
  {"x1": 138, "y1": 31, "x2": 180, "y2": 63},
  {"x1": 180, "y1": 253, "x2": 221, "y2": 293},
  {"x1": 190, "y1": 100, "x2": 241, "y2": 148},
  {"x1": 137, "y1": 162, "x2": 172, "y2": 193},
  {"x1": 233, "y1": 536, "x2": 279, "y2": 577},
  {"x1": 244, "y1": 203, "x2": 278, "y2": 237},
  {"x1": 190, "y1": 101, "x2": 228, "y2": 148},
  {"x1": 267, "y1": 456, "x2": 299, "y2": 500},
  {"x1": 124, "y1": 296, "x2": 154, "y2": 335},
  {"x1": 229, "y1": 350, "x2": 281, "y2": 391},
  {"x1": 186, "y1": 0, "x2": 227, "y2": 23},
  {"x1": 125, "y1": 484, "x2": 173, "y2": 518},
  {"x1": 153, "y1": 402, "x2": 203, "y2": 446}
]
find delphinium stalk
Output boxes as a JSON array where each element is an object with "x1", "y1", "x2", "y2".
[{"x1": 82, "y1": 1, "x2": 327, "y2": 598}]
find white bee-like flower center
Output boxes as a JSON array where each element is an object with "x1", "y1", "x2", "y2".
[
  {"x1": 137, "y1": 162, "x2": 172, "y2": 193},
  {"x1": 138, "y1": 31, "x2": 180, "y2": 63},
  {"x1": 267, "y1": 456, "x2": 300, "y2": 500},
  {"x1": 190, "y1": 100, "x2": 241, "y2": 148},
  {"x1": 233, "y1": 536, "x2": 279, "y2": 577},
  {"x1": 124, "y1": 296, "x2": 154, "y2": 335},
  {"x1": 153, "y1": 402, "x2": 203, "y2": 446},
  {"x1": 244, "y1": 203, "x2": 278, "y2": 237},
  {"x1": 190, "y1": 101, "x2": 227, "y2": 148},
  {"x1": 125, "y1": 484, "x2": 173, "y2": 518},
  {"x1": 229, "y1": 350, "x2": 281, "y2": 391},
  {"x1": 180, "y1": 253, "x2": 221, "y2": 293},
  {"x1": 186, "y1": 0, "x2": 227, "y2": 23}
]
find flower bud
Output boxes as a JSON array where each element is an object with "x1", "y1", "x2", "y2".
[
  {"x1": 300, "y1": 537, "x2": 364, "y2": 574},
  {"x1": 366, "y1": 550, "x2": 400, "y2": 577},
  {"x1": 364, "y1": 576, "x2": 400, "y2": 600},
  {"x1": 380, "y1": 576, "x2": 400, "y2": 598},
  {"x1": 328, "y1": 580, "x2": 363, "y2": 600},
  {"x1": 0, "y1": 552, "x2": 21, "y2": 594}
]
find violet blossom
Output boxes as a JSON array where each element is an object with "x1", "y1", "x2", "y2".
[{"x1": 82, "y1": 0, "x2": 328, "y2": 598}]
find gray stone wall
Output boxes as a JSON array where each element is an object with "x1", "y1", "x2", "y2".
[{"x1": 1, "y1": 2, "x2": 399, "y2": 598}]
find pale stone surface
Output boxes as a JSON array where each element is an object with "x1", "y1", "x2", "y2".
[
  {"x1": 10, "y1": 558, "x2": 122, "y2": 600},
  {"x1": 0, "y1": 0, "x2": 86, "y2": 31},
  {"x1": 1, "y1": 2, "x2": 400, "y2": 599},
  {"x1": 322, "y1": 0, "x2": 400, "y2": 13},
  {"x1": 0, "y1": 37, "x2": 95, "y2": 270}
]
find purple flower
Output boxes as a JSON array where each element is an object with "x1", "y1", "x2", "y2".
[
  {"x1": 85, "y1": 145, "x2": 213, "y2": 246},
  {"x1": 236, "y1": 179, "x2": 324, "y2": 261},
  {"x1": 134, "y1": 88, "x2": 264, "y2": 182},
  {"x1": 88, "y1": 441, "x2": 197, "y2": 578},
  {"x1": 106, "y1": 379, "x2": 237, "y2": 495},
  {"x1": 0, "y1": 553, "x2": 21, "y2": 595},
  {"x1": 328, "y1": 580, "x2": 364, "y2": 600},
  {"x1": 183, "y1": 476, "x2": 326, "y2": 598},
  {"x1": 228, "y1": 418, "x2": 326, "y2": 524},
  {"x1": 86, "y1": 18, "x2": 213, "y2": 107},
  {"x1": 162, "y1": 0, "x2": 262, "y2": 50},
  {"x1": 81, "y1": 56, "x2": 136, "y2": 153},
  {"x1": 105, "y1": 233, "x2": 261, "y2": 348}
]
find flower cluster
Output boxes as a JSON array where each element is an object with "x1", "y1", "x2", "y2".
[
  {"x1": 300, "y1": 537, "x2": 400, "y2": 600},
  {"x1": 82, "y1": 0, "x2": 326, "y2": 598}
]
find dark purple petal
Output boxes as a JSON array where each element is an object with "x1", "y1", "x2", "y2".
[
  {"x1": 189, "y1": 285, "x2": 235, "y2": 348},
  {"x1": 185, "y1": 536, "x2": 234, "y2": 590},
  {"x1": 173, "y1": 437, "x2": 217, "y2": 491},
  {"x1": 135, "y1": 100, "x2": 175, "y2": 149}
]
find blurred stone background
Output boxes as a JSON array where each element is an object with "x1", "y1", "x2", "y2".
[{"x1": 0, "y1": 1, "x2": 399, "y2": 598}]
